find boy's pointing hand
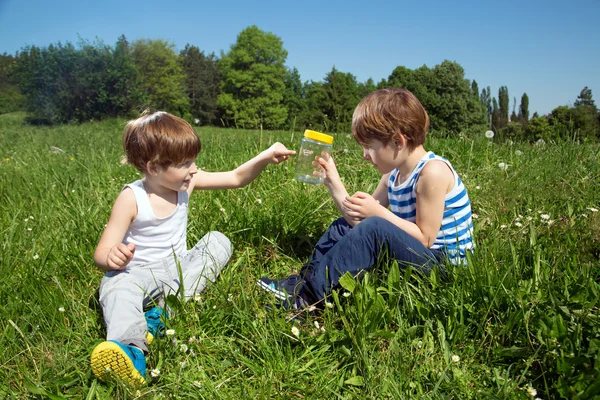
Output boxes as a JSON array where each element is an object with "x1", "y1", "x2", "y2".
[{"x1": 265, "y1": 142, "x2": 296, "y2": 164}]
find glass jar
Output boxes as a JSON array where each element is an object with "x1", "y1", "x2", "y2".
[{"x1": 294, "y1": 130, "x2": 334, "y2": 184}]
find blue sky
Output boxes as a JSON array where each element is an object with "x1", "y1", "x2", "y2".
[{"x1": 1, "y1": 0, "x2": 598, "y2": 116}]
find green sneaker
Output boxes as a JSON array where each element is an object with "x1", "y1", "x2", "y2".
[{"x1": 91, "y1": 340, "x2": 146, "y2": 386}]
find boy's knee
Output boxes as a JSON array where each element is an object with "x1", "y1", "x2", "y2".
[{"x1": 201, "y1": 231, "x2": 232, "y2": 265}]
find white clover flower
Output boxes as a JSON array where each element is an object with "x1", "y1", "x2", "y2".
[
  {"x1": 472, "y1": 213, "x2": 479, "y2": 219},
  {"x1": 227, "y1": 293, "x2": 233, "y2": 302},
  {"x1": 498, "y1": 162, "x2": 508, "y2": 171},
  {"x1": 188, "y1": 336, "x2": 197, "y2": 343},
  {"x1": 27, "y1": 228, "x2": 32, "y2": 231},
  {"x1": 485, "y1": 130, "x2": 495, "y2": 139},
  {"x1": 452, "y1": 354, "x2": 460, "y2": 363},
  {"x1": 587, "y1": 207, "x2": 598, "y2": 213},
  {"x1": 314, "y1": 321, "x2": 320, "y2": 329},
  {"x1": 256, "y1": 198, "x2": 262, "y2": 205},
  {"x1": 193, "y1": 380, "x2": 202, "y2": 388},
  {"x1": 58, "y1": 306, "x2": 65, "y2": 312},
  {"x1": 166, "y1": 329, "x2": 176, "y2": 336},
  {"x1": 71, "y1": 189, "x2": 75, "y2": 193},
  {"x1": 24, "y1": 218, "x2": 29, "y2": 222},
  {"x1": 150, "y1": 369, "x2": 160, "y2": 377},
  {"x1": 325, "y1": 301, "x2": 334, "y2": 309},
  {"x1": 343, "y1": 292, "x2": 351, "y2": 297},
  {"x1": 515, "y1": 222, "x2": 523, "y2": 227},
  {"x1": 540, "y1": 214, "x2": 550, "y2": 220},
  {"x1": 219, "y1": 207, "x2": 226, "y2": 213},
  {"x1": 29, "y1": 215, "x2": 34, "y2": 220},
  {"x1": 180, "y1": 344, "x2": 188, "y2": 353},
  {"x1": 33, "y1": 254, "x2": 39, "y2": 260},
  {"x1": 291, "y1": 326, "x2": 300, "y2": 337},
  {"x1": 475, "y1": 186, "x2": 481, "y2": 190},
  {"x1": 417, "y1": 341, "x2": 423, "y2": 349},
  {"x1": 500, "y1": 224, "x2": 507, "y2": 229},
  {"x1": 515, "y1": 150, "x2": 522, "y2": 156},
  {"x1": 527, "y1": 387, "x2": 537, "y2": 396}
]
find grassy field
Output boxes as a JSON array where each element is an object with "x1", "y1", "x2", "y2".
[{"x1": 0, "y1": 111, "x2": 599, "y2": 399}]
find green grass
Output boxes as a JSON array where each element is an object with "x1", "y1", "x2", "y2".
[{"x1": 0, "y1": 111, "x2": 599, "y2": 399}]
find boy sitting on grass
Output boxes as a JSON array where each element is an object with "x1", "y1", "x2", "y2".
[
  {"x1": 259, "y1": 88, "x2": 474, "y2": 309},
  {"x1": 91, "y1": 111, "x2": 294, "y2": 385}
]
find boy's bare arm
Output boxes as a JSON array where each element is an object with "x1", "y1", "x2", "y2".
[
  {"x1": 343, "y1": 161, "x2": 453, "y2": 246},
  {"x1": 94, "y1": 188, "x2": 137, "y2": 271},
  {"x1": 191, "y1": 142, "x2": 295, "y2": 190}
]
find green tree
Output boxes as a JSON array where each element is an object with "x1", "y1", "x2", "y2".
[
  {"x1": 217, "y1": 25, "x2": 288, "y2": 129},
  {"x1": 498, "y1": 86, "x2": 509, "y2": 129},
  {"x1": 320, "y1": 67, "x2": 360, "y2": 133},
  {"x1": 424, "y1": 61, "x2": 485, "y2": 133},
  {"x1": 572, "y1": 87, "x2": 599, "y2": 139},
  {"x1": 385, "y1": 61, "x2": 485, "y2": 133},
  {"x1": 480, "y1": 86, "x2": 492, "y2": 127},
  {"x1": 518, "y1": 93, "x2": 529, "y2": 123},
  {"x1": 282, "y1": 67, "x2": 306, "y2": 131},
  {"x1": 358, "y1": 78, "x2": 376, "y2": 98},
  {"x1": 131, "y1": 39, "x2": 189, "y2": 116},
  {"x1": 471, "y1": 80, "x2": 479, "y2": 99},
  {"x1": 0, "y1": 53, "x2": 25, "y2": 114},
  {"x1": 180, "y1": 44, "x2": 221, "y2": 125}
]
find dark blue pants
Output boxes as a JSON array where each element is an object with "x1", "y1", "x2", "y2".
[{"x1": 300, "y1": 216, "x2": 444, "y2": 303}]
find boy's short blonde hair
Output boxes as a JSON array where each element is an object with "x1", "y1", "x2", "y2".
[
  {"x1": 122, "y1": 111, "x2": 201, "y2": 173},
  {"x1": 352, "y1": 88, "x2": 430, "y2": 150}
]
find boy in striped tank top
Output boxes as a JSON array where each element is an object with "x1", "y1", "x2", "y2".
[{"x1": 259, "y1": 88, "x2": 474, "y2": 309}]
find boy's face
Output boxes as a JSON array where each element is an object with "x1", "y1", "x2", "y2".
[
  {"x1": 361, "y1": 139, "x2": 401, "y2": 174},
  {"x1": 154, "y1": 159, "x2": 198, "y2": 192}
]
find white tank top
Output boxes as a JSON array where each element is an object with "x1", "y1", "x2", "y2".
[{"x1": 122, "y1": 180, "x2": 188, "y2": 268}]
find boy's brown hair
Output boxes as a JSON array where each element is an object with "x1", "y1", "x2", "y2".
[
  {"x1": 352, "y1": 88, "x2": 430, "y2": 150},
  {"x1": 122, "y1": 111, "x2": 201, "y2": 173}
]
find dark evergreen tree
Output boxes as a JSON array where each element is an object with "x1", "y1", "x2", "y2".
[
  {"x1": 320, "y1": 67, "x2": 360, "y2": 133},
  {"x1": 498, "y1": 86, "x2": 509, "y2": 129},
  {"x1": 282, "y1": 67, "x2": 306, "y2": 130},
  {"x1": 471, "y1": 80, "x2": 479, "y2": 99},
  {"x1": 518, "y1": 93, "x2": 529, "y2": 123},
  {"x1": 180, "y1": 44, "x2": 220, "y2": 125}
]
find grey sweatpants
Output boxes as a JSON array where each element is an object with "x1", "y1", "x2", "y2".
[{"x1": 98, "y1": 231, "x2": 232, "y2": 352}]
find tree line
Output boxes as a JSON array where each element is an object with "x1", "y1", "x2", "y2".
[{"x1": 1, "y1": 25, "x2": 598, "y2": 141}]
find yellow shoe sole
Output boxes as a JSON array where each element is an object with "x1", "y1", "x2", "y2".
[{"x1": 91, "y1": 341, "x2": 145, "y2": 386}]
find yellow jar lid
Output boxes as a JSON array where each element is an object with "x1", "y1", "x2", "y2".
[{"x1": 304, "y1": 129, "x2": 334, "y2": 144}]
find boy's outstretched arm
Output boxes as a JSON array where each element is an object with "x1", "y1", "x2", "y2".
[
  {"x1": 191, "y1": 142, "x2": 295, "y2": 190},
  {"x1": 94, "y1": 188, "x2": 137, "y2": 272},
  {"x1": 315, "y1": 153, "x2": 354, "y2": 223}
]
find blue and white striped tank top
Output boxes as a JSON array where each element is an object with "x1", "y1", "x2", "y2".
[{"x1": 387, "y1": 152, "x2": 474, "y2": 265}]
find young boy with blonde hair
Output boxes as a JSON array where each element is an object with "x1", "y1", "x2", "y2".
[
  {"x1": 259, "y1": 88, "x2": 474, "y2": 308},
  {"x1": 91, "y1": 111, "x2": 294, "y2": 385}
]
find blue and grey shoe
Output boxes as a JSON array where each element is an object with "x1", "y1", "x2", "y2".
[
  {"x1": 145, "y1": 306, "x2": 166, "y2": 344},
  {"x1": 257, "y1": 275, "x2": 310, "y2": 310},
  {"x1": 91, "y1": 340, "x2": 146, "y2": 386}
]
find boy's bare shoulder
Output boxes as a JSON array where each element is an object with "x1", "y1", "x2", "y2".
[{"x1": 418, "y1": 160, "x2": 454, "y2": 192}]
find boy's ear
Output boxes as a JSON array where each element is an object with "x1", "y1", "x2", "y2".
[
  {"x1": 394, "y1": 134, "x2": 407, "y2": 149},
  {"x1": 146, "y1": 161, "x2": 159, "y2": 176}
]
